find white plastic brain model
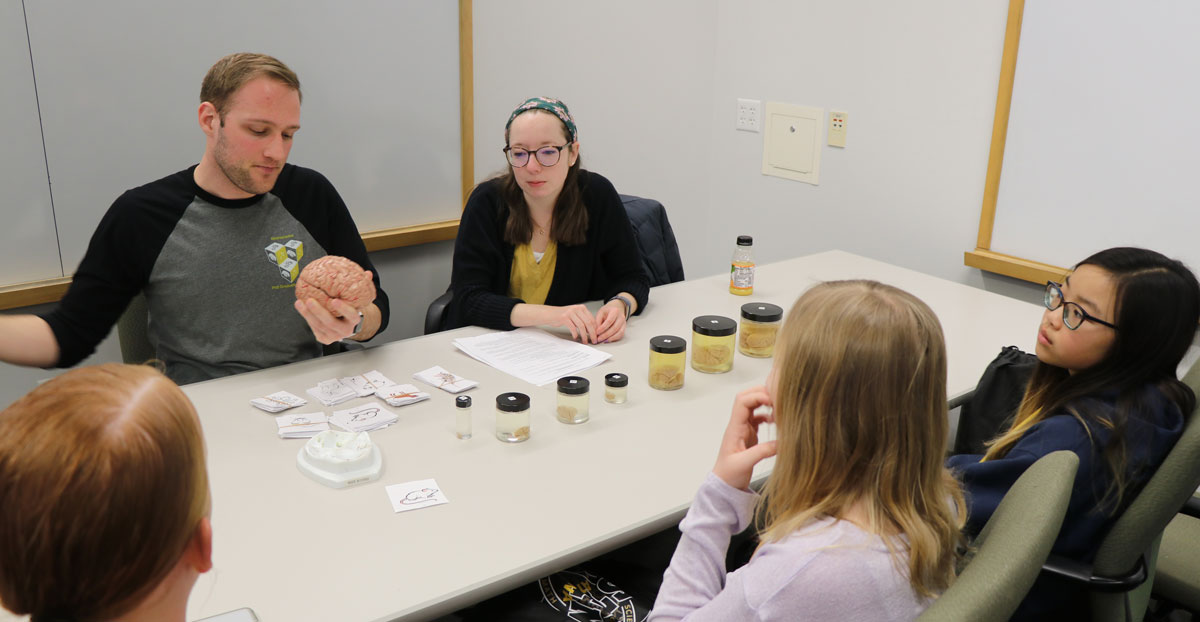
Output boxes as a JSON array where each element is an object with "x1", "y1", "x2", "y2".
[{"x1": 295, "y1": 256, "x2": 376, "y2": 313}]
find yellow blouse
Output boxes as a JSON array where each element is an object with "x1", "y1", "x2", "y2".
[{"x1": 508, "y1": 241, "x2": 558, "y2": 305}]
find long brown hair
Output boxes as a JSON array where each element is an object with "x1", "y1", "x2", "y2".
[
  {"x1": 0, "y1": 364, "x2": 210, "y2": 620},
  {"x1": 982, "y1": 247, "x2": 1200, "y2": 512},
  {"x1": 759, "y1": 280, "x2": 965, "y2": 598},
  {"x1": 500, "y1": 109, "x2": 589, "y2": 246}
]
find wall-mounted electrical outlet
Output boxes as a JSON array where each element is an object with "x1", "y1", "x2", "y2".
[
  {"x1": 828, "y1": 110, "x2": 848, "y2": 147},
  {"x1": 736, "y1": 98, "x2": 762, "y2": 132}
]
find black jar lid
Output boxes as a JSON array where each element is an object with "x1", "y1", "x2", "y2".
[
  {"x1": 496, "y1": 392, "x2": 530, "y2": 412},
  {"x1": 557, "y1": 376, "x2": 590, "y2": 395},
  {"x1": 692, "y1": 315, "x2": 737, "y2": 337},
  {"x1": 737, "y1": 235, "x2": 753, "y2": 246},
  {"x1": 456, "y1": 395, "x2": 472, "y2": 408},
  {"x1": 650, "y1": 335, "x2": 686, "y2": 354},
  {"x1": 605, "y1": 373, "x2": 629, "y2": 388},
  {"x1": 740, "y1": 302, "x2": 783, "y2": 322}
]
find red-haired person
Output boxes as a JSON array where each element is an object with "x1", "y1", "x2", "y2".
[{"x1": 0, "y1": 364, "x2": 212, "y2": 622}]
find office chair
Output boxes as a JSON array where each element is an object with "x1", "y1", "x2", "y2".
[
  {"x1": 620, "y1": 194, "x2": 684, "y2": 288},
  {"x1": 424, "y1": 288, "x2": 454, "y2": 335},
  {"x1": 1037, "y1": 361, "x2": 1200, "y2": 622},
  {"x1": 918, "y1": 451, "x2": 1079, "y2": 622},
  {"x1": 1151, "y1": 494, "x2": 1200, "y2": 615},
  {"x1": 116, "y1": 292, "x2": 155, "y2": 364}
]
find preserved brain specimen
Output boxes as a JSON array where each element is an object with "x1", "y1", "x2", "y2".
[{"x1": 295, "y1": 256, "x2": 376, "y2": 313}]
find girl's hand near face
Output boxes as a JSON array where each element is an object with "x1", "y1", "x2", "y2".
[{"x1": 713, "y1": 386, "x2": 778, "y2": 491}]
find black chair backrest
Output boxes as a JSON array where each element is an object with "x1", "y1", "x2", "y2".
[{"x1": 621, "y1": 194, "x2": 684, "y2": 287}]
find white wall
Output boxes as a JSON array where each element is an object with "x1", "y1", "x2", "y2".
[
  {"x1": 2, "y1": 0, "x2": 1041, "y2": 407},
  {"x1": 472, "y1": 0, "x2": 720, "y2": 273},
  {"x1": 705, "y1": 1, "x2": 1010, "y2": 282},
  {"x1": 477, "y1": 0, "x2": 1012, "y2": 284}
]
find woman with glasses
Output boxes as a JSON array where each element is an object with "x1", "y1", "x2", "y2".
[
  {"x1": 948, "y1": 247, "x2": 1199, "y2": 619},
  {"x1": 446, "y1": 97, "x2": 649, "y2": 343}
]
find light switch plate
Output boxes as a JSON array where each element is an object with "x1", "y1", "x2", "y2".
[
  {"x1": 762, "y1": 102, "x2": 823, "y2": 185},
  {"x1": 828, "y1": 110, "x2": 848, "y2": 147},
  {"x1": 736, "y1": 98, "x2": 762, "y2": 132}
]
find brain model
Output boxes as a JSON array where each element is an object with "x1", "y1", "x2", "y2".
[{"x1": 295, "y1": 256, "x2": 376, "y2": 313}]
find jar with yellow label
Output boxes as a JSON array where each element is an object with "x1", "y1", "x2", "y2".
[
  {"x1": 691, "y1": 315, "x2": 737, "y2": 373},
  {"x1": 649, "y1": 335, "x2": 686, "y2": 390},
  {"x1": 738, "y1": 302, "x2": 783, "y2": 358},
  {"x1": 556, "y1": 376, "x2": 590, "y2": 424},
  {"x1": 495, "y1": 392, "x2": 531, "y2": 443}
]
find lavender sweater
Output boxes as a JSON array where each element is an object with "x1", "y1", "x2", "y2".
[{"x1": 649, "y1": 473, "x2": 930, "y2": 622}]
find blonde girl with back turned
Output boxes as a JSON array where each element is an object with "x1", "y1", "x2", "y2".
[{"x1": 650, "y1": 280, "x2": 965, "y2": 621}]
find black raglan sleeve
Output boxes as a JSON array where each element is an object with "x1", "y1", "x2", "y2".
[
  {"x1": 39, "y1": 182, "x2": 186, "y2": 367},
  {"x1": 282, "y1": 166, "x2": 390, "y2": 338}
]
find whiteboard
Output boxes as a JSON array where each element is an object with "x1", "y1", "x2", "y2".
[
  {"x1": 990, "y1": 1, "x2": 1200, "y2": 271},
  {"x1": 18, "y1": 0, "x2": 462, "y2": 276},
  {"x1": 0, "y1": 0, "x2": 60, "y2": 284}
]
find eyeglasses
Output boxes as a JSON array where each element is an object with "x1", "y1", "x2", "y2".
[
  {"x1": 503, "y1": 144, "x2": 569, "y2": 168},
  {"x1": 1044, "y1": 281, "x2": 1118, "y2": 331}
]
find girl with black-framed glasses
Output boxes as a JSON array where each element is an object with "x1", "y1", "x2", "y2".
[{"x1": 948, "y1": 247, "x2": 1199, "y2": 618}]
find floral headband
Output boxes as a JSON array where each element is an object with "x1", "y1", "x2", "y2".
[{"x1": 505, "y1": 96, "x2": 578, "y2": 143}]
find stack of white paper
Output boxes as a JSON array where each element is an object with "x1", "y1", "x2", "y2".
[
  {"x1": 452, "y1": 328, "x2": 611, "y2": 386},
  {"x1": 251, "y1": 391, "x2": 307, "y2": 413},
  {"x1": 340, "y1": 370, "x2": 397, "y2": 397},
  {"x1": 276, "y1": 412, "x2": 330, "y2": 438},
  {"x1": 307, "y1": 378, "x2": 358, "y2": 407},
  {"x1": 375, "y1": 384, "x2": 431, "y2": 407},
  {"x1": 331, "y1": 404, "x2": 399, "y2": 432},
  {"x1": 413, "y1": 366, "x2": 478, "y2": 393}
]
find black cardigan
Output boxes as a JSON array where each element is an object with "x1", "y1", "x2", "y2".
[{"x1": 447, "y1": 170, "x2": 650, "y2": 330}]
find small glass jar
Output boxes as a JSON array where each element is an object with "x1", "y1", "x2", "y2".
[
  {"x1": 691, "y1": 315, "x2": 737, "y2": 373},
  {"x1": 604, "y1": 373, "x2": 629, "y2": 404},
  {"x1": 455, "y1": 395, "x2": 472, "y2": 440},
  {"x1": 495, "y1": 392, "x2": 531, "y2": 443},
  {"x1": 738, "y1": 302, "x2": 783, "y2": 358},
  {"x1": 556, "y1": 376, "x2": 591, "y2": 424},
  {"x1": 649, "y1": 335, "x2": 686, "y2": 390}
]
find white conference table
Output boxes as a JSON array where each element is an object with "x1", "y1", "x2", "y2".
[{"x1": 4, "y1": 251, "x2": 1046, "y2": 622}]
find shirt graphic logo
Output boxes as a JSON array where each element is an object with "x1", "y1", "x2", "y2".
[
  {"x1": 537, "y1": 569, "x2": 645, "y2": 622},
  {"x1": 264, "y1": 237, "x2": 305, "y2": 283}
]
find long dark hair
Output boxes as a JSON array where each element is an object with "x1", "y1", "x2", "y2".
[
  {"x1": 500, "y1": 110, "x2": 588, "y2": 246},
  {"x1": 984, "y1": 247, "x2": 1200, "y2": 512}
]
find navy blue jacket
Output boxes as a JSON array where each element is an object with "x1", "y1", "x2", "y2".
[{"x1": 948, "y1": 386, "x2": 1184, "y2": 619}]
